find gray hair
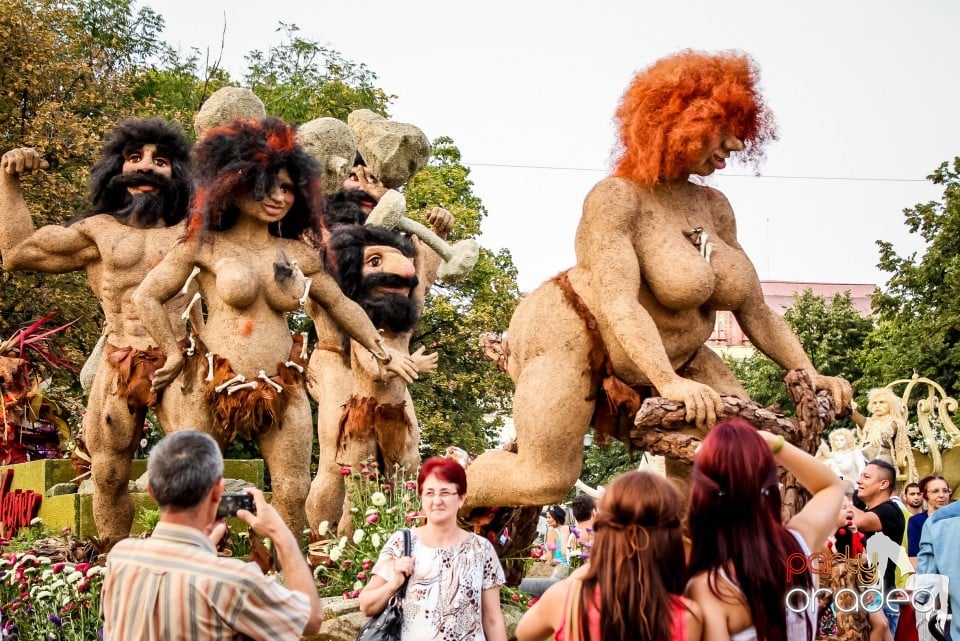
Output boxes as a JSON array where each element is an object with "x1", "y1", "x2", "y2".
[{"x1": 147, "y1": 430, "x2": 224, "y2": 509}]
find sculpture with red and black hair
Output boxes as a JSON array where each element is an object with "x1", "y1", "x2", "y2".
[
  {"x1": 186, "y1": 116, "x2": 325, "y2": 242},
  {"x1": 612, "y1": 49, "x2": 777, "y2": 187}
]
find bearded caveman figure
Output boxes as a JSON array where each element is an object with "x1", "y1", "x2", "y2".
[
  {"x1": 301, "y1": 115, "x2": 451, "y2": 531},
  {"x1": 0, "y1": 119, "x2": 195, "y2": 543},
  {"x1": 463, "y1": 50, "x2": 852, "y2": 510},
  {"x1": 315, "y1": 225, "x2": 437, "y2": 529}
]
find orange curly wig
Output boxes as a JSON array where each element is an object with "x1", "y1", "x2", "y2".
[{"x1": 612, "y1": 50, "x2": 777, "y2": 187}]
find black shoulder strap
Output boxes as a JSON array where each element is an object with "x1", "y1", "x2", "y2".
[{"x1": 397, "y1": 529, "x2": 412, "y2": 598}]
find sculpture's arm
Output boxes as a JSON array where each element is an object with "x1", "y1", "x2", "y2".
[
  {"x1": 579, "y1": 178, "x2": 723, "y2": 427},
  {"x1": 305, "y1": 263, "x2": 419, "y2": 384},
  {"x1": 710, "y1": 193, "x2": 852, "y2": 411},
  {"x1": 132, "y1": 241, "x2": 198, "y2": 389},
  {"x1": 2, "y1": 220, "x2": 100, "y2": 273}
]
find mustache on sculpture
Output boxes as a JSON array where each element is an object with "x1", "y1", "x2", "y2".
[
  {"x1": 107, "y1": 170, "x2": 170, "y2": 192},
  {"x1": 361, "y1": 272, "x2": 419, "y2": 294}
]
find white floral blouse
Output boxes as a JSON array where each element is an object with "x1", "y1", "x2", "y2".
[{"x1": 372, "y1": 529, "x2": 505, "y2": 640}]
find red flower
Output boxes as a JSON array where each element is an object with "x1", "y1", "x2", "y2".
[
  {"x1": 510, "y1": 593, "x2": 520, "y2": 602},
  {"x1": 365, "y1": 512, "x2": 379, "y2": 525}
]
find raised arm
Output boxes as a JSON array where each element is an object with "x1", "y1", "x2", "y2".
[
  {"x1": 578, "y1": 178, "x2": 723, "y2": 426},
  {"x1": 131, "y1": 241, "x2": 199, "y2": 389},
  {"x1": 0, "y1": 148, "x2": 49, "y2": 252},
  {"x1": 759, "y1": 430, "x2": 844, "y2": 552}
]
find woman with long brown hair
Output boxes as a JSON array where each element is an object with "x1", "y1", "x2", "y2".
[
  {"x1": 516, "y1": 471, "x2": 702, "y2": 641},
  {"x1": 686, "y1": 419, "x2": 843, "y2": 641}
]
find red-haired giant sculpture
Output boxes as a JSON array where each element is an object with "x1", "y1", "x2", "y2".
[{"x1": 465, "y1": 50, "x2": 852, "y2": 510}]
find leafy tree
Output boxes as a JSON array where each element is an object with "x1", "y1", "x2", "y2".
[
  {"x1": 404, "y1": 137, "x2": 521, "y2": 456},
  {"x1": 726, "y1": 289, "x2": 873, "y2": 411},
  {"x1": 0, "y1": 0, "x2": 167, "y2": 380},
  {"x1": 862, "y1": 158, "x2": 960, "y2": 398},
  {"x1": 243, "y1": 23, "x2": 394, "y2": 124}
]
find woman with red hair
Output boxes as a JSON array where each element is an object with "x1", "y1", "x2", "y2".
[
  {"x1": 360, "y1": 456, "x2": 507, "y2": 640},
  {"x1": 516, "y1": 470, "x2": 702, "y2": 641},
  {"x1": 133, "y1": 117, "x2": 417, "y2": 536},
  {"x1": 463, "y1": 49, "x2": 851, "y2": 511},
  {"x1": 686, "y1": 419, "x2": 843, "y2": 641}
]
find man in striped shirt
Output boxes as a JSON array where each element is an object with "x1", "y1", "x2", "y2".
[{"x1": 102, "y1": 430, "x2": 323, "y2": 640}]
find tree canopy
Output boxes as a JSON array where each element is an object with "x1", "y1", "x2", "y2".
[{"x1": 861, "y1": 158, "x2": 960, "y2": 397}]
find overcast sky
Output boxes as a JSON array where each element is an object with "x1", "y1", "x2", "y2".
[{"x1": 151, "y1": 0, "x2": 960, "y2": 292}]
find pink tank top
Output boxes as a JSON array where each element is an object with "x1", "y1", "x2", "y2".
[{"x1": 555, "y1": 583, "x2": 687, "y2": 641}]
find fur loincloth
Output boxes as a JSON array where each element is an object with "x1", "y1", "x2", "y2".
[
  {"x1": 189, "y1": 333, "x2": 308, "y2": 443},
  {"x1": 104, "y1": 343, "x2": 167, "y2": 413},
  {"x1": 550, "y1": 270, "x2": 654, "y2": 442},
  {"x1": 337, "y1": 395, "x2": 414, "y2": 465}
]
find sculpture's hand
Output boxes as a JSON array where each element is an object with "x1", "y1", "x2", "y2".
[
  {"x1": 354, "y1": 165, "x2": 388, "y2": 203},
  {"x1": 1, "y1": 148, "x2": 49, "y2": 176},
  {"x1": 383, "y1": 347, "x2": 419, "y2": 384},
  {"x1": 410, "y1": 345, "x2": 438, "y2": 375},
  {"x1": 152, "y1": 352, "x2": 184, "y2": 391},
  {"x1": 658, "y1": 378, "x2": 724, "y2": 428},
  {"x1": 425, "y1": 206, "x2": 453, "y2": 238},
  {"x1": 812, "y1": 374, "x2": 853, "y2": 414}
]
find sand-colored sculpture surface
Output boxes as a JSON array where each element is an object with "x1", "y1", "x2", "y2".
[
  {"x1": 298, "y1": 117, "x2": 357, "y2": 195},
  {"x1": 132, "y1": 117, "x2": 419, "y2": 536},
  {"x1": 851, "y1": 387, "x2": 916, "y2": 482},
  {"x1": 306, "y1": 225, "x2": 439, "y2": 532},
  {"x1": 463, "y1": 50, "x2": 852, "y2": 510},
  {"x1": 347, "y1": 109, "x2": 430, "y2": 188},
  {"x1": 817, "y1": 427, "x2": 867, "y2": 481},
  {"x1": 0, "y1": 120, "x2": 202, "y2": 543},
  {"x1": 303, "y1": 166, "x2": 452, "y2": 532},
  {"x1": 193, "y1": 86, "x2": 266, "y2": 140}
]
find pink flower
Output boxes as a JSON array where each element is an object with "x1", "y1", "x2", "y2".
[
  {"x1": 405, "y1": 511, "x2": 420, "y2": 524},
  {"x1": 340, "y1": 467, "x2": 352, "y2": 476},
  {"x1": 351, "y1": 590, "x2": 360, "y2": 598},
  {"x1": 341, "y1": 560, "x2": 353, "y2": 569},
  {"x1": 52, "y1": 562, "x2": 66, "y2": 573},
  {"x1": 510, "y1": 593, "x2": 520, "y2": 602},
  {"x1": 75, "y1": 563, "x2": 90, "y2": 574},
  {"x1": 405, "y1": 481, "x2": 416, "y2": 490},
  {"x1": 365, "y1": 512, "x2": 379, "y2": 525},
  {"x1": 361, "y1": 560, "x2": 373, "y2": 570},
  {"x1": 545, "y1": 542, "x2": 558, "y2": 552},
  {"x1": 383, "y1": 483, "x2": 392, "y2": 491},
  {"x1": 529, "y1": 596, "x2": 540, "y2": 607},
  {"x1": 357, "y1": 572, "x2": 368, "y2": 581},
  {"x1": 343, "y1": 590, "x2": 352, "y2": 599}
]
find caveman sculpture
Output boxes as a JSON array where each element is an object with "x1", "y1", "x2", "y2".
[
  {"x1": 0, "y1": 119, "x2": 198, "y2": 543},
  {"x1": 464, "y1": 50, "x2": 852, "y2": 510},
  {"x1": 322, "y1": 225, "x2": 438, "y2": 529},
  {"x1": 301, "y1": 112, "x2": 457, "y2": 531},
  {"x1": 133, "y1": 117, "x2": 419, "y2": 536}
]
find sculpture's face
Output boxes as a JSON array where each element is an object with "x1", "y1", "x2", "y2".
[
  {"x1": 869, "y1": 396, "x2": 890, "y2": 418},
  {"x1": 121, "y1": 144, "x2": 172, "y2": 196},
  {"x1": 237, "y1": 168, "x2": 294, "y2": 224},
  {"x1": 834, "y1": 433, "x2": 848, "y2": 449},
  {"x1": 688, "y1": 133, "x2": 744, "y2": 177},
  {"x1": 361, "y1": 245, "x2": 416, "y2": 297}
]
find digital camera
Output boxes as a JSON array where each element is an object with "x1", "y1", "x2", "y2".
[{"x1": 216, "y1": 492, "x2": 256, "y2": 518}]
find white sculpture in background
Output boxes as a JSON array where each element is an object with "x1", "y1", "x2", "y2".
[{"x1": 817, "y1": 427, "x2": 867, "y2": 480}]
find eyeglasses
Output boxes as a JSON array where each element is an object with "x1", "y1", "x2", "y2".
[{"x1": 422, "y1": 490, "x2": 458, "y2": 500}]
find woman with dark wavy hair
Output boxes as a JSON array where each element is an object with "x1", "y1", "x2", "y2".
[
  {"x1": 516, "y1": 471, "x2": 702, "y2": 641},
  {"x1": 686, "y1": 419, "x2": 843, "y2": 641},
  {"x1": 133, "y1": 117, "x2": 417, "y2": 535}
]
